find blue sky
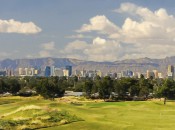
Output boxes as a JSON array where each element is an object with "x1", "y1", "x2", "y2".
[{"x1": 1, "y1": 0, "x2": 175, "y2": 61}]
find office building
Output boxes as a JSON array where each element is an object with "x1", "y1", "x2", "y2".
[
  {"x1": 45, "y1": 66, "x2": 51, "y2": 77},
  {"x1": 65, "y1": 65, "x2": 72, "y2": 76},
  {"x1": 63, "y1": 69, "x2": 69, "y2": 77},
  {"x1": 146, "y1": 70, "x2": 155, "y2": 79},
  {"x1": 153, "y1": 70, "x2": 158, "y2": 78},
  {"x1": 167, "y1": 65, "x2": 174, "y2": 79},
  {"x1": 54, "y1": 68, "x2": 63, "y2": 77}
]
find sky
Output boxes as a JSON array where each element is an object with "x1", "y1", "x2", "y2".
[{"x1": 1, "y1": 0, "x2": 175, "y2": 61}]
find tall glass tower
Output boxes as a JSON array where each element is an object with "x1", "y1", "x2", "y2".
[
  {"x1": 65, "y1": 65, "x2": 72, "y2": 76},
  {"x1": 45, "y1": 66, "x2": 51, "y2": 77}
]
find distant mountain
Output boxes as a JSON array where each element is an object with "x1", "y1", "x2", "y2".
[
  {"x1": 0, "y1": 57, "x2": 174, "y2": 75},
  {"x1": 0, "y1": 58, "x2": 84, "y2": 69}
]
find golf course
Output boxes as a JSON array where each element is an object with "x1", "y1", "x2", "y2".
[{"x1": 0, "y1": 96, "x2": 175, "y2": 130}]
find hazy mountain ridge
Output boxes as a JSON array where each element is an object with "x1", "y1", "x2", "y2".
[{"x1": 0, "y1": 57, "x2": 174, "y2": 74}]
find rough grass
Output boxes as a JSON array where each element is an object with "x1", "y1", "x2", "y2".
[
  {"x1": 1, "y1": 96, "x2": 175, "y2": 130},
  {"x1": 0, "y1": 96, "x2": 83, "y2": 130}
]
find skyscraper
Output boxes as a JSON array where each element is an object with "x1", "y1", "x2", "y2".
[
  {"x1": 45, "y1": 66, "x2": 51, "y2": 77},
  {"x1": 54, "y1": 68, "x2": 63, "y2": 77},
  {"x1": 167, "y1": 65, "x2": 174, "y2": 79},
  {"x1": 63, "y1": 69, "x2": 69, "y2": 77},
  {"x1": 65, "y1": 65, "x2": 72, "y2": 76},
  {"x1": 50, "y1": 66, "x2": 55, "y2": 76}
]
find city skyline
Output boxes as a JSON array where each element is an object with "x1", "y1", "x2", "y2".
[{"x1": 1, "y1": 0, "x2": 175, "y2": 61}]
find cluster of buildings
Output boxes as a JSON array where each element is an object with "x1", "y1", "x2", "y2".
[
  {"x1": 18, "y1": 67, "x2": 40, "y2": 76},
  {"x1": 0, "y1": 69, "x2": 14, "y2": 77},
  {"x1": 74, "y1": 69, "x2": 102, "y2": 78},
  {"x1": 44, "y1": 65, "x2": 72, "y2": 77},
  {"x1": 0, "y1": 65, "x2": 175, "y2": 80},
  {"x1": 73, "y1": 69, "x2": 163, "y2": 79},
  {"x1": 0, "y1": 66, "x2": 72, "y2": 77},
  {"x1": 17, "y1": 65, "x2": 72, "y2": 77}
]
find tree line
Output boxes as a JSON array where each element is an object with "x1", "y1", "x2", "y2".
[{"x1": 0, "y1": 75, "x2": 175, "y2": 100}]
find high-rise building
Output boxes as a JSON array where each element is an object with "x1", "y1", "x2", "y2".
[
  {"x1": 158, "y1": 73, "x2": 163, "y2": 78},
  {"x1": 108, "y1": 72, "x2": 117, "y2": 78},
  {"x1": 96, "y1": 70, "x2": 102, "y2": 77},
  {"x1": 50, "y1": 66, "x2": 55, "y2": 76},
  {"x1": 87, "y1": 70, "x2": 96, "y2": 78},
  {"x1": 19, "y1": 68, "x2": 24, "y2": 75},
  {"x1": 153, "y1": 70, "x2": 158, "y2": 78},
  {"x1": 54, "y1": 68, "x2": 63, "y2": 77},
  {"x1": 45, "y1": 66, "x2": 51, "y2": 77},
  {"x1": 34, "y1": 69, "x2": 39, "y2": 75},
  {"x1": 146, "y1": 70, "x2": 155, "y2": 79},
  {"x1": 168, "y1": 65, "x2": 174, "y2": 73},
  {"x1": 167, "y1": 65, "x2": 174, "y2": 79},
  {"x1": 24, "y1": 68, "x2": 29, "y2": 76},
  {"x1": 30, "y1": 68, "x2": 35, "y2": 76},
  {"x1": 0, "y1": 70, "x2": 6, "y2": 76},
  {"x1": 63, "y1": 69, "x2": 69, "y2": 77},
  {"x1": 127, "y1": 70, "x2": 133, "y2": 77},
  {"x1": 6, "y1": 69, "x2": 13, "y2": 76},
  {"x1": 80, "y1": 69, "x2": 86, "y2": 77},
  {"x1": 121, "y1": 71, "x2": 127, "y2": 77},
  {"x1": 65, "y1": 65, "x2": 72, "y2": 76},
  {"x1": 117, "y1": 73, "x2": 122, "y2": 78},
  {"x1": 75, "y1": 70, "x2": 81, "y2": 77}
]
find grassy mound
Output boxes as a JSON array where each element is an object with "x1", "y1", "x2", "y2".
[{"x1": 0, "y1": 105, "x2": 83, "y2": 130}]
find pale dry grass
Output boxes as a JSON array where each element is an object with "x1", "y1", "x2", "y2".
[
  {"x1": 57, "y1": 96, "x2": 103, "y2": 104},
  {"x1": 2, "y1": 105, "x2": 41, "y2": 117}
]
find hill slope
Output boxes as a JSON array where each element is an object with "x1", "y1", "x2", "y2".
[{"x1": 0, "y1": 57, "x2": 174, "y2": 74}]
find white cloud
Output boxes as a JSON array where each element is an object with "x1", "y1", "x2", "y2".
[
  {"x1": 114, "y1": 2, "x2": 139, "y2": 14},
  {"x1": 93, "y1": 37, "x2": 106, "y2": 45},
  {"x1": 62, "y1": 3, "x2": 175, "y2": 61},
  {"x1": 0, "y1": 19, "x2": 41, "y2": 34},
  {"x1": 37, "y1": 41, "x2": 56, "y2": 58},
  {"x1": 77, "y1": 15, "x2": 119, "y2": 34},
  {"x1": 0, "y1": 51, "x2": 17, "y2": 59},
  {"x1": 110, "y1": 3, "x2": 175, "y2": 40},
  {"x1": 39, "y1": 50, "x2": 51, "y2": 57},
  {"x1": 66, "y1": 34, "x2": 93, "y2": 39},
  {"x1": 61, "y1": 37, "x2": 123, "y2": 61},
  {"x1": 41, "y1": 42, "x2": 55, "y2": 50},
  {"x1": 0, "y1": 52, "x2": 10, "y2": 57}
]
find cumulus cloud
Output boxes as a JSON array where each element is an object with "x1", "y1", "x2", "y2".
[
  {"x1": 112, "y1": 2, "x2": 175, "y2": 40},
  {"x1": 41, "y1": 42, "x2": 55, "y2": 50},
  {"x1": 61, "y1": 37, "x2": 123, "y2": 61},
  {"x1": 66, "y1": 34, "x2": 93, "y2": 39},
  {"x1": 62, "y1": 2, "x2": 175, "y2": 61},
  {"x1": 0, "y1": 19, "x2": 41, "y2": 34},
  {"x1": 39, "y1": 50, "x2": 51, "y2": 57},
  {"x1": 0, "y1": 52, "x2": 10, "y2": 57},
  {"x1": 93, "y1": 37, "x2": 106, "y2": 45},
  {"x1": 77, "y1": 15, "x2": 119, "y2": 34},
  {"x1": 38, "y1": 41, "x2": 56, "y2": 58},
  {"x1": 0, "y1": 51, "x2": 18, "y2": 59}
]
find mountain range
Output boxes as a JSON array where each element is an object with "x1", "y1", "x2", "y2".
[{"x1": 0, "y1": 56, "x2": 174, "y2": 75}]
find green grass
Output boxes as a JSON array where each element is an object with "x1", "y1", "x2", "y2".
[{"x1": 1, "y1": 96, "x2": 175, "y2": 130}]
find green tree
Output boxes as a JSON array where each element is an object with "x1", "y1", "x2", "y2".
[
  {"x1": 7, "y1": 78, "x2": 21, "y2": 94},
  {"x1": 83, "y1": 79, "x2": 93, "y2": 98},
  {"x1": 98, "y1": 76, "x2": 113, "y2": 100},
  {"x1": 36, "y1": 77, "x2": 65, "y2": 100},
  {"x1": 159, "y1": 79, "x2": 175, "y2": 99},
  {"x1": 0, "y1": 78, "x2": 5, "y2": 94}
]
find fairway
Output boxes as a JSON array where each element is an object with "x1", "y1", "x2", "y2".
[{"x1": 1, "y1": 97, "x2": 175, "y2": 130}]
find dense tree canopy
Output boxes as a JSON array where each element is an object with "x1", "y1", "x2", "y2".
[{"x1": 0, "y1": 76, "x2": 175, "y2": 100}]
